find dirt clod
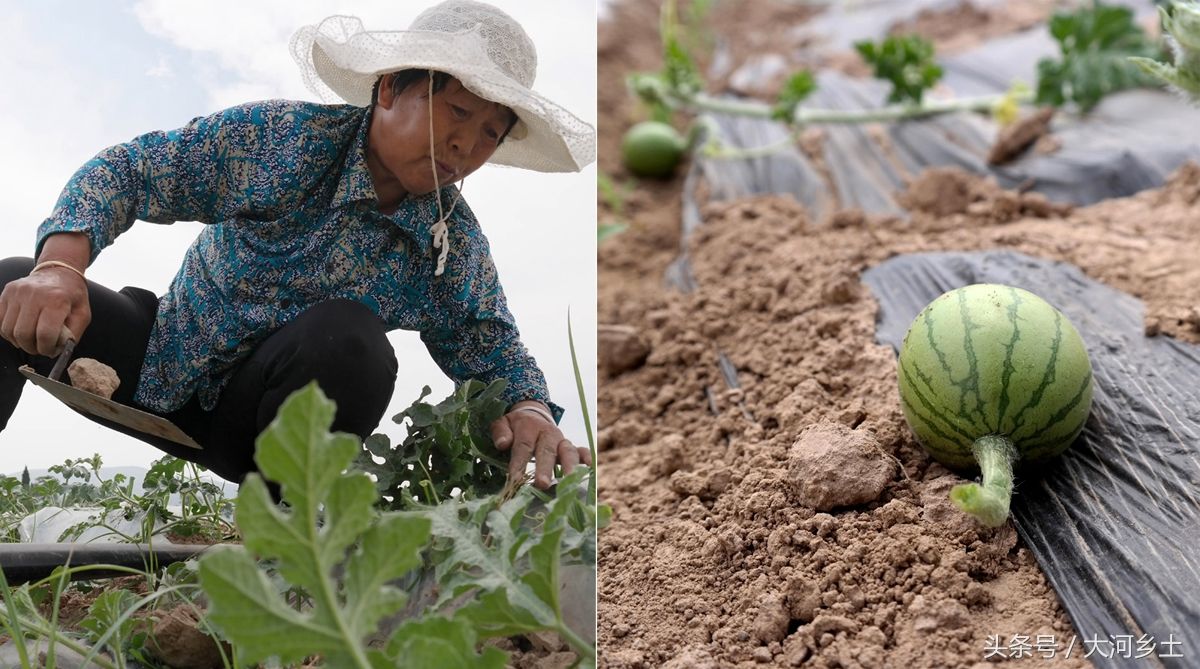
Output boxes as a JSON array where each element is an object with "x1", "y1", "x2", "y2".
[
  {"x1": 534, "y1": 651, "x2": 579, "y2": 669},
  {"x1": 145, "y1": 605, "x2": 228, "y2": 669},
  {"x1": 599, "y1": 324, "x2": 652, "y2": 376},
  {"x1": 898, "y1": 168, "x2": 976, "y2": 217},
  {"x1": 786, "y1": 420, "x2": 893, "y2": 511},
  {"x1": 988, "y1": 107, "x2": 1056, "y2": 165},
  {"x1": 67, "y1": 358, "x2": 120, "y2": 399},
  {"x1": 662, "y1": 647, "x2": 721, "y2": 669},
  {"x1": 751, "y1": 593, "x2": 791, "y2": 644}
]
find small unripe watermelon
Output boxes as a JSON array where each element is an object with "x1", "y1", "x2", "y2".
[
  {"x1": 897, "y1": 284, "x2": 1094, "y2": 473},
  {"x1": 621, "y1": 121, "x2": 687, "y2": 178}
]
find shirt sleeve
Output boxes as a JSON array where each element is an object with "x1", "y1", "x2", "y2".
[
  {"x1": 35, "y1": 102, "x2": 298, "y2": 263},
  {"x1": 420, "y1": 239, "x2": 565, "y2": 423}
]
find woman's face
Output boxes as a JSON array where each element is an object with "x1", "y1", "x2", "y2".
[{"x1": 367, "y1": 73, "x2": 515, "y2": 202}]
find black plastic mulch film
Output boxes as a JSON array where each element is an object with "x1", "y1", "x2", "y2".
[{"x1": 668, "y1": 2, "x2": 1200, "y2": 667}]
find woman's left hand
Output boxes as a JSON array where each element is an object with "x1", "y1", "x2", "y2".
[{"x1": 491, "y1": 400, "x2": 592, "y2": 489}]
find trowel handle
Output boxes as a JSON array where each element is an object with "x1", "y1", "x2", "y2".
[
  {"x1": 57, "y1": 325, "x2": 76, "y2": 350},
  {"x1": 48, "y1": 326, "x2": 77, "y2": 382}
]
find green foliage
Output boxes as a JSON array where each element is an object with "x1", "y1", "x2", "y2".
[
  {"x1": 0, "y1": 455, "x2": 108, "y2": 541},
  {"x1": 598, "y1": 223, "x2": 628, "y2": 242},
  {"x1": 2, "y1": 339, "x2": 598, "y2": 667},
  {"x1": 661, "y1": 0, "x2": 704, "y2": 99},
  {"x1": 355, "y1": 379, "x2": 510, "y2": 509},
  {"x1": 0, "y1": 454, "x2": 234, "y2": 544},
  {"x1": 197, "y1": 382, "x2": 596, "y2": 667},
  {"x1": 0, "y1": 563, "x2": 167, "y2": 669},
  {"x1": 772, "y1": 71, "x2": 818, "y2": 121},
  {"x1": 59, "y1": 456, "x2": 235, "y2": 544},
  {"x1": 626, "y1": 0, "x2": 705, "y2": 121},
  {"x1": 387, "y1": 617, "x2": 508, "y2": 668},
  {"x1": 598, "y1": 172, "x2": 630, "y2": 243},
  {"x1": 855, "y1": 35, "x2": 944, "y2": 104},
  {"x1": 0, "y1": 568, "x2": 38, "y2": 668},
  {"x1": 1036, "y1": 3, "x2": 1162, "y2": 111},
  {"x1": 598, "y1": 503, "x2": 613, "y2": 530},
  {"x1": 1131, "y1": 1, "x2": 1200, "y2": 99},
  {"x1": 402, "y1": 468, "x2": 595, "y2": 659},
  {"x1": 78, "y1": 589, "x2": 155, "y2": 666},
  {"x1": 567, "y1": 313, "x2": 598, "y2": 506},
  {"x1": 141, "y1": 456, "x2": 235, "y2": 540},
  {"x1": 198, "y1": 383, "x2": 433, "y2": 667}
]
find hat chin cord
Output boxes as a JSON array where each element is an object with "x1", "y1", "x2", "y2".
[{"x1": 427, "y1": 71, "x2": 463, "y2": 278}]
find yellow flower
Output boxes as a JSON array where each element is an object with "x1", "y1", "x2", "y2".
[
  {"x1": 991, "y1": 82, "x2": 1030, "y2": 127},
  {"x1": 992, "y1": 96, "x2": 1019, "y2": 126}
]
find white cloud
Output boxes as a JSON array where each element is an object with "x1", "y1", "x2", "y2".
[
  {"x1": 145, "y1": 54, "x2": 174, "y2": 78},
  {"x1": 0, "y1": 11, "x2": 110, "y2": 227}
]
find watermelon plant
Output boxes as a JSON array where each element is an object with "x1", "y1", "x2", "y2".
[
  {"x1": 1035, "y1": 3, "x2": 1161, "y2": 111},
  {"x1": 1132, "y1": 0, "x2": 1200, "y2": 99},
  {"x1": 0, "y1": 541, "x2": 219, "y2": 667},
  {"x1": 355, "y1": 378, "x2": 512, "y2": 508},
  {"x1": 2, "y1": 372, "x2": 597, "y2": 666},
  {"x1": 197, "y1": 382, "x2": 597, "y2": 667},
  {"x1": 855, "y1": 34, "x2": 944, "y2": 105},
  {"x1": 622, "y1": 1, "x2": 1167, "y2": 173},
  {"x1": 0, "y1": 454, "x2": 233, "y2": 543},
  {"x1": 896, "y1": 284, "x2": 1094, "y2": 527}
]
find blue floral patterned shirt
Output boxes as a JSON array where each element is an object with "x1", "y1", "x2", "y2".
[{"x1": 35, "y1": 100, "x2": 560, "y2": 419}]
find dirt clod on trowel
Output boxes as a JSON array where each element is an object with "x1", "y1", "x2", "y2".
[{"x1": 68, "y1": 358, "x2": 120, "y2": 400}]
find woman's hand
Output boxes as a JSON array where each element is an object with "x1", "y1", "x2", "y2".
[
  {"x1": 491, "y1": 400, "x2": 592, "y2": 489},
  {"x1": 0, "y1": 263, "x2": 91, "y2": 357}
]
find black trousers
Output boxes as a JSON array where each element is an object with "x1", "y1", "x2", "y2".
[{"x1": 0, "y1": 257, "x2": 398, "y2": 484}]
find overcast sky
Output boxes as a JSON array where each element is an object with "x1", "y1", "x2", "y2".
[{"x1": 0, "y1": 0, "x2": 597, "y2": 476}]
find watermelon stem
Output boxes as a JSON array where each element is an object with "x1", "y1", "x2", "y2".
[{"x1": 949, "y1": 435, "x2": 1017, "y2": 527}]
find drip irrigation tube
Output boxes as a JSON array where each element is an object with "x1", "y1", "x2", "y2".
[{"x1": 0, "y1": 543, "x2": 212, "y2": 585}]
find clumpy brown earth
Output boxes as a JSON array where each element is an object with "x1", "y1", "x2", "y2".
[
  {"x1": 597, "y1": 2, "x2": 1200, "y2": 668},
  {"x1": 888, "y1": 0, "x2": 1053, "y2": 55},
  {"x1": 144, "y1": 604, "x2": 231, "y2": 669}
]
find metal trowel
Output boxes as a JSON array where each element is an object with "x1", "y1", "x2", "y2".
[{"x1": 18, "y1": 327, "x2": 202, "y2": 449}]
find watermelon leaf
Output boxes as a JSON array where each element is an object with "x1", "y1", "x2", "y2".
[
  {"x1": 197, "y1": 383, "x2": 435, "y2": 667},
  {"x1": 855, "y1": 35, "x2": 944, "y2": 105},
  {"x1": 387, "y1": 616, "x2": 508, "y2": 668},
  {"x1": 1036, "y1": 3, "x2": 1162, "y2": 111},
  {"x1": 400, "y1": 468, "x2": 595, "y2": 660},
  {"x1": 1130, "y1": 2, "x2": 1200, "y2": 99},
  {"x1": 772, "y1": 70, "x2": 818, "y2": 122},
  {"x1": 355, "y1": 379, "x2": 511, "y2": 508}
]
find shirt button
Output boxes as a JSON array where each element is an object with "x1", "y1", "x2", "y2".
[{"x1": 280, "y1": 298, "x2": 292, "y2": 309}]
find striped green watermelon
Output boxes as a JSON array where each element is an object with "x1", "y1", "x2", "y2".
[{"x1": 897, "y1": 284, "x2": 1094, "y2": 526}]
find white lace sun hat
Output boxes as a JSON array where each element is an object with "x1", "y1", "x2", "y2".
[{"x1": 290, "y1": 0, "x2": 596, "y2": 173}]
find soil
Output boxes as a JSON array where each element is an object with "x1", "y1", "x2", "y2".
[
  {"x1": 492, "y1": 634, "x2": 583, "y2": 669},
  {"x1": 35, "y1": 575, "x2": 150, "y2": 629},
  {"x1": 596, "y1": 1, "x2": 1200, "y2": 668},
  {"x1": 888, "y1": 0, "x2": 1054, "y2": 55}
]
